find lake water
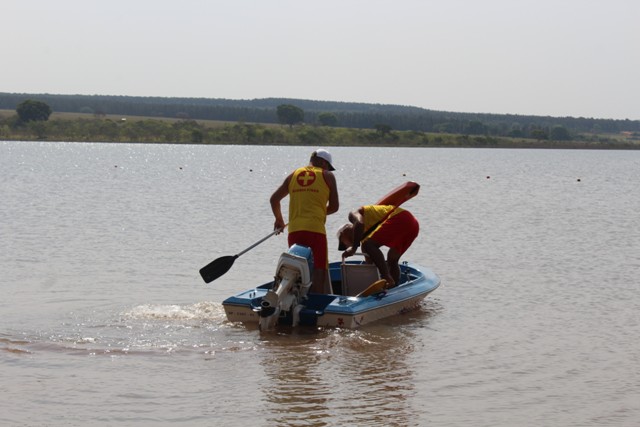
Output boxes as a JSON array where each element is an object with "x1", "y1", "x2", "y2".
[{"x1": 1, "y1": 141, "x2": 639, "y2": 426}]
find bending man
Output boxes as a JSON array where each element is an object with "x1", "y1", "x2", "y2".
[{"x1": 338, "y1": 205, "x2": 418, "y2": 287}]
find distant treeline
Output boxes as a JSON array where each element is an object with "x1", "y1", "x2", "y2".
[
  {"x1": 4, "y1": 116, "x2": 637, "y2": 150},
  {"x1": 1, "y1": 92, "x2": 639, "y2": 139}
]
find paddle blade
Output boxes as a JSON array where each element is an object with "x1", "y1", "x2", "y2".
[{"x1": 199, "y1": 255, "x2": 237, "y2": 283}]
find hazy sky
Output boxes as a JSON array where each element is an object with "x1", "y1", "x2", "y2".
[{"x1": 3, "y1": 0, "x2": 638, "y2": 120}]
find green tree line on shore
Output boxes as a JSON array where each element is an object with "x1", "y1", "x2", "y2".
[
  {"x1": 2, "y1": 92, "x2": 639, "y2": 139},
  {"x1": 2, "y1": 103, "x2": 638, "y2": 150}
]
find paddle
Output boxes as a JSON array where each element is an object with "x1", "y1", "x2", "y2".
[{"x1": 199, "y1": 226, "x2": 285, "y2": 283}]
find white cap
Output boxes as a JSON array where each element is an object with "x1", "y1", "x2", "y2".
[{"x1": 313, "y1": 148, "x2": 335, "y2": 171}]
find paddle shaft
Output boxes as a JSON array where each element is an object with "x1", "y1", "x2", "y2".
[
  {"x1": 199, "y1": 225, "x2": 287, "y2": 283},
  {"x1": 236, "y1": 228, "x2": 281, "y2": 258}
]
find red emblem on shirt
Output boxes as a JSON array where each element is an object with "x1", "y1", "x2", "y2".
[{"x1": 296, "y1": 170, "x2": 316, "y2": 187}]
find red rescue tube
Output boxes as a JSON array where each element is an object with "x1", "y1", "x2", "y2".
[{"x1": 375, "y1": 181, "x2": 420, "y2": 206}]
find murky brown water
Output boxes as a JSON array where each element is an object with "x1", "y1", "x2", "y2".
[{"x1": 2, "y1": 141, "x2": 639, "y2": 426}]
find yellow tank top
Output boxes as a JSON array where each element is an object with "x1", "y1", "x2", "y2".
[
  {"x1": 362, "y1": 205, "x2": 404, "y2": 240},
  {"x1": 288, "y1": 166, "x2": 330, "y2": 234}
]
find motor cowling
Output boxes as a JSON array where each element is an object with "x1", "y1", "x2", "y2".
[{"x1": 258, "y1": 244, "x2": 313, "y2": 330}]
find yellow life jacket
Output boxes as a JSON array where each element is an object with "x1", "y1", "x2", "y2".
[
  {"x1": 362, "y1": 205, "x2": 404, "y2": 241},
  {"x1": 287, "y1": 166, "x2": 330, "y2": 234}
]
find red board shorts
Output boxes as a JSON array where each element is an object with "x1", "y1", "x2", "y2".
[
  {"x1": 288, "y1": 230, "x2": 328, "y2": 270},
  {"x1": 369, "y1": 210, "x2": 419, "y2": 255}
]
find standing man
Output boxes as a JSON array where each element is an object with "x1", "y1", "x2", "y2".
[
  {"x1": 338, "y1": 205, "x2": 419, "y2": 288},
  {"x1": 270, "y1": 149, "x2": 339, "y2": 293}
]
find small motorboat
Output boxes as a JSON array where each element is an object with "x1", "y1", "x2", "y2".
[{"x1": 222, "y1": 244, "x2": 441, "y2": 330}]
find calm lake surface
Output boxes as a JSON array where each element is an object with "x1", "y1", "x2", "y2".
[{"x1": 2, "y1": 141, "x2": 639, "y2": 426}]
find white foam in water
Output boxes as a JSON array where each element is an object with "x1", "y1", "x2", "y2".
[{"x1": 122, "y1": 301, "x2": 223, "y2": 321}]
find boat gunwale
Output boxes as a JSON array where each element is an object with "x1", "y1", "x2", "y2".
[{"x1": 221, "y1": 261, "x2": 440, "y2": 318}]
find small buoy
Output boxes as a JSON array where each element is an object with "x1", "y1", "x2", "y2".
[
  {"x1": 179, "y1": 167, "x2": 183, "y2": 170},
  {"x1": 250, "y1": 169, "x2": 253, "y2": 172},
  {"x1": 114, "y1": 165, "x2": 118, "y2": 168},
  {"x1": 486, "y1": 176, "x2": 490, "y2": 179},
  {"x1": 402, "y1": 173, "x2": 406, "y2": 176},
  {"x1": 577, "y1": 178, "x2": 581, "y2": 182}
]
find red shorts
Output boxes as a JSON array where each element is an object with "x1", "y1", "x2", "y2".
[
  {"x1": 369, "y1": 210, "x2": 419, "y2": 255},
  {"x1": 288, "y1": 231, "x2": 328, "y2": 270}
]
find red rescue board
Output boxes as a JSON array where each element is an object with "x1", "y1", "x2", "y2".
[{"x1": 375, "y1": 181, "x2": 420, "y2": 206}]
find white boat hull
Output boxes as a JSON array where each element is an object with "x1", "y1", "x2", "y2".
[{"x1": 223, "y1": 260, "x2": 440, "y2": 329}]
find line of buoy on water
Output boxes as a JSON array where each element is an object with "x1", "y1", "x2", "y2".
[
  {"x1": 113, "y1": 165, "x2": 187, "y2": 169},
  {"x1": 110, "y1": 166, "x2": 584, "y2": 184},
  {"x1": 480, "y1": 175, "x2": 583, "y2": 182}
]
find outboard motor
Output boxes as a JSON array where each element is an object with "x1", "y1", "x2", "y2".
[{"x1": 258, "y1": 244, "x2": 313, "y2": 330}]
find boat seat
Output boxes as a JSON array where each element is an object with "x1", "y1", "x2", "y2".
[{"x1": 341, "y1": 260, "x2": 380, "y2": 296}]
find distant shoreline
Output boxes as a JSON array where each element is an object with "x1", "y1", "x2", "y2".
[
  {"x1": 3, "y1": 138, "x2": 638, "y2": 151},
  {"x1": 2, "y1": 110, "x2": 639, "y2": 150}
]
